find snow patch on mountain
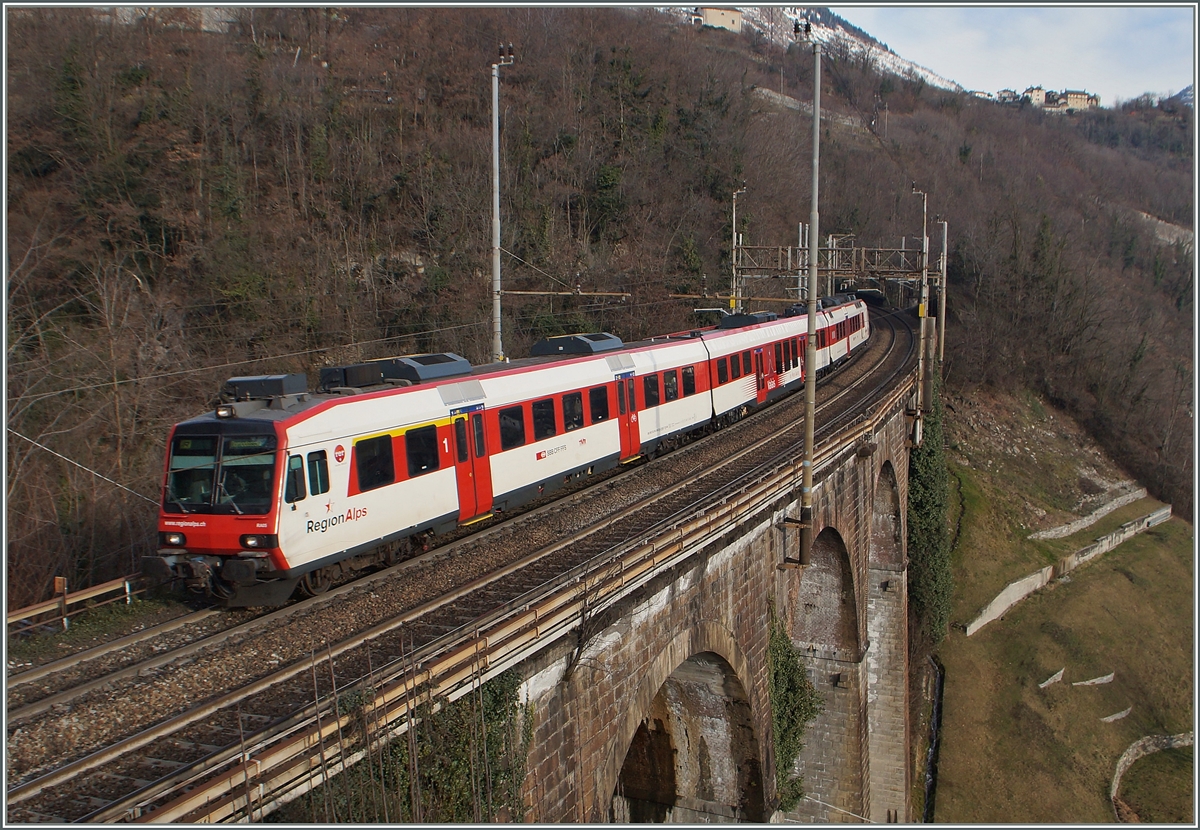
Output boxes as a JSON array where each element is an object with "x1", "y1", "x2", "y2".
[{"x1": 664, "y1": 6, "x2": 965, "y2": 93}]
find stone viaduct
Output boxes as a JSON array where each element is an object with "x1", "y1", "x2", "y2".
[{"x1": 515, "y1": 379, "x2": 916, "y2": 823}]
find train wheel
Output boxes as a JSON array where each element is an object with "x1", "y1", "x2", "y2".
[{"x1": 299, "y1": 567, "x2": 334, "y2": 597}]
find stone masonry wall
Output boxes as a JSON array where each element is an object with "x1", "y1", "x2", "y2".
[{"x1": 518, "y1": 390, "x2": 915, "y2": 822}]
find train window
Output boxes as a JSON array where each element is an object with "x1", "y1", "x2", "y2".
[
  {"x1": 165, "y1": 435, "x2": 217, "y2": 511},
  {"x1": 729, "y1": 354, "x2": 741, "y2": 379},
  {"x1": 563, "y1": 392, "x2": 584, "y2": 431},
  {"x1": 717, "y1": 358, "x2": 729, "y2": 385},
  {"x1": 742, "y1": 351, "x2": 752, "y2": 375},
  {"x1": 454, "y1": 418, "x2": 469, "y2": 463},
  {"x1": 499, "y1": 406, "x2": 526, "y2": 451},
  {"x1": 308, "y1": 450, "x2": 330, "y2": 496},
  {"x1": 617, "y1": 381, "x2": 627, "y2": 415},
  {"x1": 682, "y1": 366, "x2": 696, "y2": 396},
  {"x1": 774, "y1": 342, "x2": 783, "y2": 372},
  {"x1": 533, "y1": 398, "x2": 557, "y2": 441},
  {"x1": 663, "y1": 370, "x2": 678, "y2": 402},
  {"x1": 284, "y1": 455, "x2": 306, "y2": 503},
  {"x1": 589, "y1": 386, "x2": 609, "y2": 423},
  {"x1": 356, "y1": 435, "x2": 395, "y2": 492},
  {"x1": 643, "y1": 374, "x2": 660, "y2": 408},
  {"x1": 405, "y1": 425, "x2": 440, "y2": 477},
  {"x1": 472, "y1": 413, "x2": 486, "y2": 458}
]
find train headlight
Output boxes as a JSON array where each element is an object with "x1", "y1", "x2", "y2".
[
  {"x1": 240, "y1": 534, "x2": 277, "y2": 550},
  {"x1": 161, "y1": 532, "x2": 187, "y2": 547},
  {"x1": 216, "y1": 404, "x2": 236, "y2": 418}
]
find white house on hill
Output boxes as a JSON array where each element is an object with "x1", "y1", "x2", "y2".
[{"x1": 691, "y1": 7, "x2": 743, "y2": 33}]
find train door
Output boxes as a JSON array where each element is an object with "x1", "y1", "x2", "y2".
[
  {"x1": 753, "y1": 348, "x2": 768, "y2": 404},
  {"x1": 616, "y1": 372, "x2": 640, "y2": 460},
  {"x1": 453, "y1": 408, "x2": 494, "y2": 521}
]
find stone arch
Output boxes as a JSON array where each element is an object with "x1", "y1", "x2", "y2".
[
  {"x1": 599, "y1": 624, "x2": 765, "y2": 823},
  {"x1": 870, "y1": 461, "x2": 903, "y2": 568},
  {"x1": 795, "y1": 526, "x2": 858, "y2": 656}
]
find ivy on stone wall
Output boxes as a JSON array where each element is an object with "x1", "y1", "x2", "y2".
[
  {"x1": 769, "y1": 608, "x2": 823, "y2": 812},
  {"x1": 907, "y1": 371, "x2": 953, "y2": 645}
]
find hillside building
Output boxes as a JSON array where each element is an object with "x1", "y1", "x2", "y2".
[
  {"x1": 690, "y1": 7, "x2": 743, "y2": 33},
  {"x1": 1023, "y1": 85, "x2": 1046, "y2": 107},
  {"x1": 1018, "y1": 85, "x2": 1099, "y2": 112}
]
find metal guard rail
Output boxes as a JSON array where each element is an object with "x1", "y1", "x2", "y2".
[
  {"x1": 109, "y1": 370, "x2": 917, "y2": 823},
  {"x1": 7, "y1": 576, "x2": 144, "y2": 634}
]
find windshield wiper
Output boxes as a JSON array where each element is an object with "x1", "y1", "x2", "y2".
[
  {"x1": 218, "y1": 480, "x2": 244, "y2": 514},
  {"x1": 169, "y1": 498, "x2": 193, "y2": 514}
]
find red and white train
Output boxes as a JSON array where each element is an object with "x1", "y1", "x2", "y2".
[{"x1": 146, "y1": 297, "x2": 870, "y2": 606}]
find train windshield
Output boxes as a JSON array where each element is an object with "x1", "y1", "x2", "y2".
[{"x1": 164, "y1": 433, "x2": 278, "y2": 515}]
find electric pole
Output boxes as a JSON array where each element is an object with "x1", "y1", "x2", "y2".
[
  {"x1": 732, "y1": 186, "x2": 746, "y2": 313},
  {"x1": 799, "y1": 33, "x2": 820, "y2": 567},
  {"x1": 491, "y1": 43, "x2": 514, "y2": 362}
]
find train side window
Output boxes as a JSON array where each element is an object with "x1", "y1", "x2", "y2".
[
  {"x1": 472, "y1": 413, "x2": 486, "y2": 458},
  {"x1": 589, "y1": 386, "x2": 610, "y2": 423},
  {"x1": 563, "y1": 392, "x2": 584, "y2": 431},
  {"x1": 356, "y1": 435, "x2": 395, "y2": 491},
  {"x1": 617, "y1": 381, "x2": 627, "y2": 415},
  {"x1": 284, "y1": 455, "x2": 306, "y2": 503},
  {"x1": 643, "y1": 374, "x2": 660, "y2": 408},
  {"x1": 499, "y1": 406, "x2": 526, "y2": 451},
  {"x1": 663, "y1": 370, "x2": 678, "y2": 402},
  {"x1": 533, "y1": 398, "x2": 557, "y2": 441},
  {"x1": 774, "y1": 342, "x2": 783, "y2": 372},
  {"x1": 406, "y1": 425, "x2": 440, "y2": 477},
  {"x1": 742, "y1": 351, "x2": 752, "y2": 375},
  {"x1": 307, "y1": 450, "x2": 330, "y2": 496},
  {"x1": 682, "y1": 366, "x2": 696, "y2": 396},
  {"x1": 717, "y1": 358, "x2": 729, "y2": 385},
  {"x1": 454, "y1": 418, "x2": 470, "y2": 463},
  {"x1": 729, "y1": 354, "x2": 741, "y2": 379}
]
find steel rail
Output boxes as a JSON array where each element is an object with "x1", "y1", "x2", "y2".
[
  {"x1": 9, "y1": 309, "x2": 898, "y2": 724},
  {"x1": 11, "y1": 311, "x2": 914, "y2": 823},
  {"x1": 6, "y1": 611, "x2": 217, "y2": 692},
  {"x1": 116, "y1": 344, "x2": 917, "y2": 823}
]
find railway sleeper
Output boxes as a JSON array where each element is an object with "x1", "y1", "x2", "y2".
[{"x1": 97, "y1": 770, "x2": 156, "y2": 789}]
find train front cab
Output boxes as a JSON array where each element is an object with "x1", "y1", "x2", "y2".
[{"x1": 148, "y1": 418, "x2": 295, "y2": 605}]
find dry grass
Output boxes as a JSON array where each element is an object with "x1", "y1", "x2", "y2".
[{"x1": 933, "y1": 391, "x2": 1194, "y2": 824}]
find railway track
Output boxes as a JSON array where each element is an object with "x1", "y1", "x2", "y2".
[{"x1": 6, "y1": 307, "x2": 917, "y2": 823}]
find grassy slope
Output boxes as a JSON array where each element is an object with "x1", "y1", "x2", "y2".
[{"x1": 933, "y1": 389, "x2": 1194, "y2": 823}]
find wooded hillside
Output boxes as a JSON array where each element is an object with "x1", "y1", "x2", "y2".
[{"x1": 6, "y1": 7, "x2": 1192, "y2": 608}]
